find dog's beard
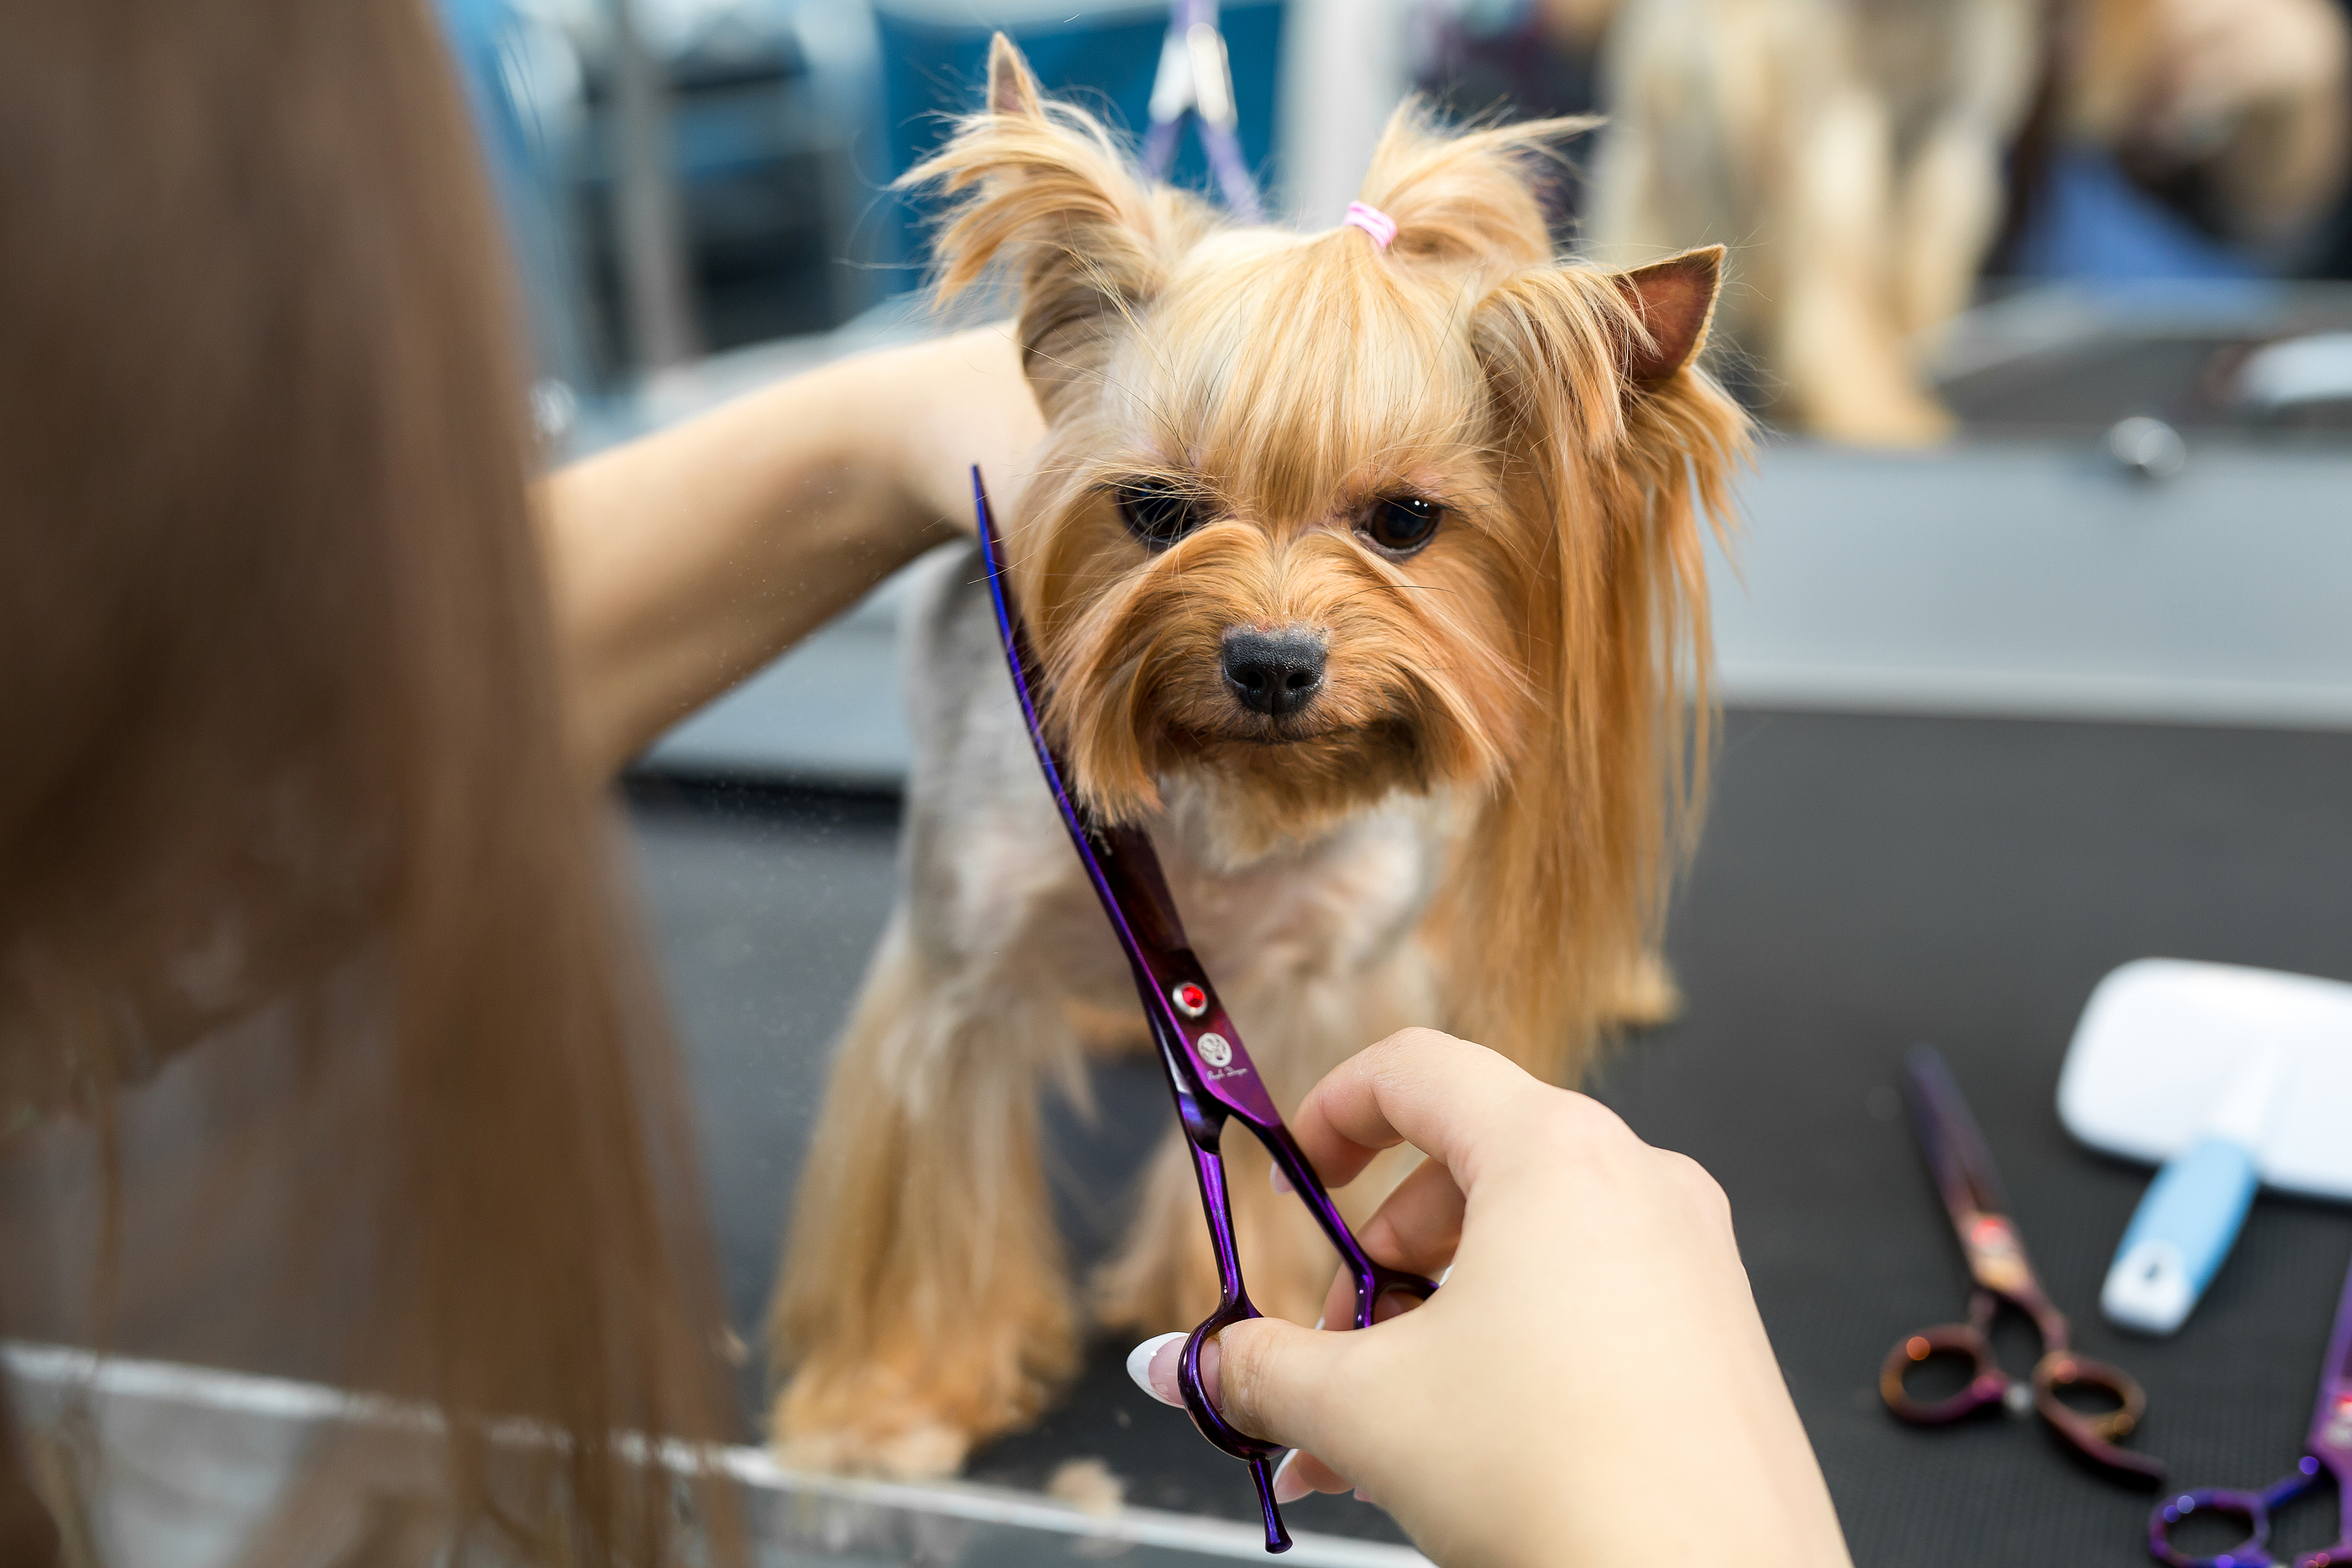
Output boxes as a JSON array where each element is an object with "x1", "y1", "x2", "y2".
[
  {"x1": 1056, "y1": 632, "x2": 1483, "y2": 862},
  {"x1": 1158, "y1": 712, "x2": 1435, "y2": 857},
  {"x1": 1147, "y1": 731, "x2": 1448, "y2": 869}
]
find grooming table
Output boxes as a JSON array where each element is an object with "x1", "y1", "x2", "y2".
[
  {"x1": 15, "y1": 711, "x2": 2349, "y2": 1562},
  {"x1": 1, "y1": 1345, "x2": 1417, "y2": 1567},
  {"x1": 618, "y1": 701, "x2": 2352, "y2": 1565}
]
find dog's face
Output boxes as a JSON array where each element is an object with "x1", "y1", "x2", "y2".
[
  {"x1": 916, "y1": 34, "x2": 1744, "y2": 1060},
  {"x1": 1021, "y1": 228, "x2": 1531, "y2": 842}
]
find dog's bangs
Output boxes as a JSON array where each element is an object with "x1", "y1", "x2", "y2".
[{"x1": 1129, "y1": 236, "x2": 1491, "y2": 518}]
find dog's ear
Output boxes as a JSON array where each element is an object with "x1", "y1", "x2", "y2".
[
  {"x1": 1615, "y1": 246, "x2": 1721, "y2": 383},
  {"x1": 900, "y1": 34, "x2": 1173, "y2": 418},
  {"x1": 1471, "y1": 249, "x2": 1725, "y2": 455},
  {"x1": 1352, "y1": 101, "x2": 1597, "y2": 271},
  {"x1": 1446, "y1": 256, "x2": 1748, "y2": 1083},
  {"x1": 985, "y1": 30, "x2": 1043, "y2": 118}
]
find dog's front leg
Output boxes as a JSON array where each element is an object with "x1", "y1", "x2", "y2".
[{"x1": 765, "y1": 913, "x2": 1079, "y2": 1477}]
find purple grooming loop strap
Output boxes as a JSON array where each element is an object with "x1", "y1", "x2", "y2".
[{"x1": 973, "y1": 469, "x2": 1435, "y2": 1552}]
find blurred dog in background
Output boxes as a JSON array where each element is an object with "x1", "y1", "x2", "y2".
[
  {"x1": 764, "y1": 35, "x2": 1747, "y2": 1476},
  {"x1": 1590, "y1": 0, "x2": 2042, "y2": 443},
  {"x1": 1584, "y1": 0, "x2": 2351, "y2": 443}
]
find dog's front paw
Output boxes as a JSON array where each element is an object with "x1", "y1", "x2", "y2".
[
  {"x1": 769, "y1": 1368, "x2": 980, "y2": 1480},
  {"x1": 769, "y1": 1308, "x2": 1077, "y2": 1481},
  {"x1": 1604, "y1": 949, "x2": 1684, "y2": 1031}
]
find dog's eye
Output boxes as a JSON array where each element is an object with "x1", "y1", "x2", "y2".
[
  {"x1": 1362, "y1": 496, "x2": 1442, "y2": 555},
  {"x1": 1116, "y1": 482, "x2": 1204, "y2": 549}
]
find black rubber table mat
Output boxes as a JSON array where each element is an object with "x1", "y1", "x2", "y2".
[
  {"x1": 1603, "y1": 709, "x2": 2352, "y2": 1565},
  {"x1": 631, "y1": 708, "x2": 2352, "y2": 1562}
]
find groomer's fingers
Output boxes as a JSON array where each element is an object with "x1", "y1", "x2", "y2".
[
  {"x1": 1310, "y1": 1154, "x2": 1462, "y2": 1330},
  {"x1": 1316, "y1": 1262, "x2": 1437, "y2": 1338},
  {"x1": 1357, "y1": 1152, "x2": 1467, "y2": 1274},
  {"x1": 1274, "y1": 1446, "x2": 1354, "y2": 1502},
  {"x1": 1126, "y1": 1321, "x2": 1355, "y2": 1460},
  {"x1": 1287, "y1": 1029, "x2": 1547, "y2": 1191},
  {"x1": 1209, "y1": 1317, "x2": 1358, "y2": 1457}
]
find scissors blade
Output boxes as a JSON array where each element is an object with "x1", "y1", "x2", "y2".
[
  {"x1": 971, "y1": 474, "x2": 1196, "y2": 955},
  {"x1": 972, "y1": 470, "x2": 1283, "y2": 1130},
  {"x1": 1902, "y1": 1044, "x2": 2011, "y2": 1235}
]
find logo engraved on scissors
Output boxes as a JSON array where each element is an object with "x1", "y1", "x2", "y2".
[
  {"x1": 1196, "y1": 1032, "x2": 1233, "y2": 1070},
  {"x1": 1965, "y1": 1214, "x2": 2030, "y2": 1293}
]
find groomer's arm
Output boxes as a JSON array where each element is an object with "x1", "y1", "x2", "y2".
[{"x1": 538, "y1": 323, "x2": 1042, "y2": 779}]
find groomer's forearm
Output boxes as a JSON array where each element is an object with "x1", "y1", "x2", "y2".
[{"x1": 539, "y1": 327, "x2": 1037, "y2": 777}]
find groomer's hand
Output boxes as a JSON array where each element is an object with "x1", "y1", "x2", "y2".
[
  {"x1": 541, "y1": 323, "x2": 1042, "y2": 779},
  {"x1": 1128, "y1": 1030, "x2": 1851, "y2": 1568}
]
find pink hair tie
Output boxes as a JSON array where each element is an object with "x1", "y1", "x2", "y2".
[{"x1": 1342, "y1": 201, "x2": 1397, "y2": 249}]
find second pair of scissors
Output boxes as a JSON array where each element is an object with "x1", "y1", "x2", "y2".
[
  {"x1": 1882, "y1": 1043, "x2": 2166, "y2": 1484},
  {"x1": 2149, "y1": 1253, "x2": 2352, "y2": 1567}
]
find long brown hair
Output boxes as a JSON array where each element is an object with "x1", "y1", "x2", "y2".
[{"x1": 0, "y1": 0, "x2": 736, "y2": 1560}]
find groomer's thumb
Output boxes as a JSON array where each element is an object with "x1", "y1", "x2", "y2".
[
  {"x1": 1219, "y1": 1316, "x2": 1352, "y2": 1448},
  {"x1": 1125, "y1": 1318, "x2": 1347, "y2": 1454}
]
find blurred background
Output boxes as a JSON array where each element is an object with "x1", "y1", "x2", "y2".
[
  {"x1": 434, "y1": 0, "x2": 2352, "y2": 780},
  {"x1": 18, "y1": 3, "x2": 2347, "y2": 1565}
]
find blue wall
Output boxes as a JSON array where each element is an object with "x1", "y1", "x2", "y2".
[{"x1": 869, "y1": 3, "x2": 1287, "y2": 294}]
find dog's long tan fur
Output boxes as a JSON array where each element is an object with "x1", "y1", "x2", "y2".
[{"x1": 766, "y1": 36, "x2": 1748, "y2": 1476}]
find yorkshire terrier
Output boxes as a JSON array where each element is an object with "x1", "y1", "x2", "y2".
[{"x1": 766, "y1": 34, "x2": 1746, "y2": 1477}]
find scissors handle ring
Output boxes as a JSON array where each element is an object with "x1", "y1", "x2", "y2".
[
  {"x1": 1880, "y1": 1323, "x2": 2009, "y2": 1424},
  {"x1": 1353, "y1": 1259, "x2": 1440, "y2": 1326},
  {"x1": 2150, "y1": 1460, "x2": 2344, "y2": 1568},
  {"x1": 1176, "y1": 1300, "x2": 1291, "y2": 1555},
  {"x1": 2150, "y1": 1485, "x2": 2287, "y2": 1567},
  {"x1": 1178, "y1": 1298, "x2": 1284, "y2": 1463},
  {"x1": 2032, "y1": 1349, "x2": 2145, "y2": 1442},
  {"x1": 2032, "y1": 1350, "x2": 2166, "y2": 1483}
]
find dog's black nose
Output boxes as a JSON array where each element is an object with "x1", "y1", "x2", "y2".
[{"x1": 1221, "y1": 628, "x2": 1326, "y2": 718}]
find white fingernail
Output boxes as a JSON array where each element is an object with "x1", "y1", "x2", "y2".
[
  {"x1": 1271, "y1": 1449, "x2": 1308, "y2": 1503},
  {"x1": 1269, "y1": 1162, "x2": 1294, "y2": 1195},
  {"x1": 1125, "y1": 1332, "x2": 1186, "y2": 1408},
  {"x1": 1312, "y1": 1314, "x2": 1326, "y2": 1331}
]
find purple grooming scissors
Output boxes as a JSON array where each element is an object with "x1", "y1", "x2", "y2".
[
  {"x1": 1882, "y1": 1043, "x2": 2166, "y2": 1485},
  {"x1": 1141, "y1": 0, "x2": 1263, "y2": 223},
  {"x1": 972, "y1": 469, "x2": 1437, "y2": 1553},
  {"x1": 2150, "y1": 1256, "x2": 2352, "y2": 1566}
]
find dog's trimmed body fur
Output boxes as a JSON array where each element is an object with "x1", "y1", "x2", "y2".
[
  {"x1": 770, "y1": 545, "x2": 1449, "y2": 1476},
  {"x1": 767, "y1": 35, "x2": 1748, "y2": 1476}
]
